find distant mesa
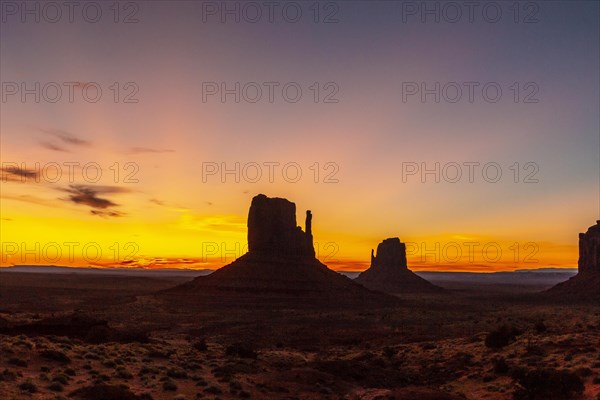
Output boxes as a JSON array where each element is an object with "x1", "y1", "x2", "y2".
[
  {"x1": 355, "y1": 238, "x2": 444, "y2": 294},
  {"x1": 167, "y1": 194, "x2": 396, "y2": 307},
  {"x1": 546, "y1": 220, "x2": 600, "y2": 301}
]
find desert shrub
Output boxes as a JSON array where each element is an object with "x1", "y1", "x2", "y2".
[
  {"x1": 524, "y1": 343, "x2": 546, "y2": 357},
  {"x1": 147, "y1": 349, "x2": 169, "y2": 359},
  {"x1": 48, "y1": 382, "x2": 64, "y2": 392},
  {"x1": 383, "y1": 346, "x2": 396, "y2": 358},
  {"x1": 70, "y1": 384, "x2": 143, "y2": 400},
  {"x1": 116, "y1": 329, "x2": 150, "y2": 344},
  {"x1": 116, "y1": 367, "x2": 133, "y2": 379},
  {"x1": 40, "y1": 366, "x2": 51, "y2": 372},
  {"x1": 84, "y1": 352, "x2": 100, "y2": 360},
  {"x1": 212, "y1": 362, "x2": 256, "y2": 381},
  {"x1": 181, "y1": 360, "x2": 201, "y2": 370},
  {"x1": 52, "y1": 374, "x2": 69, "y2": 384},
  {"x1": 162, "y1": 379, "x2": 177, "y2": 391},
  {"x1": 512, "y1": 368, "x2": 584, "y2": 400},
  {"x1": 312, "y1": 358, "x2": 410, "y2": 388},
  {"x1": 534, "y1": 320, "x2": 547, "y2": 333},
  {"x1": 575, "y1": 367, "x2": 592, "y2": 377},
  {"x1": 40, "y1": 350, "x2": 71, "y2": 364},
  {"x1": 195, "y1": 377, "x2": 208, "y2": 387},
  {"x1": 167, "y1": 368, "x2": 188, "y2": 379},
  {"x1": 193, "y1": 339, "x2": 208, "y2": 352},
  {"x1": 205, "y1": 385, "x2": 223, "y2": 394},
  {"x1": 493, "y1": 357, "x2": 510, "y2": 374},
  {"x1": 447, "y1": 352, "x2": 474, "y2": 371},
  {"x1": 485, "y1": 325, "x2": 520, "y2": 350},
  {"x1": 64, "y1": 368, "x2": 76, "y2": 376},
  {"x1": 229, "y1": 380, "x2": 242, "y2": 391},
  {"x1": 16, "y1": 339, "x2": 34, "y2": 349},
  {"x1": 8, "y1": 357, "x2": 28, "y2": 367},
  {"x1": 18, "y1": 379, "x2": 38, "y2": 393},
  {"x1": 84, "y1": 325, "x2": 112, "y2": 344},
  {"x1": 225, "y1": 343, "x2": 257, "y2": 359},
  {"x1": 0, "y1": 369, "x2": 17, "y2": 381},
  {"x1": 103, "y1": 359, "x2": 116, "y2": 368}
]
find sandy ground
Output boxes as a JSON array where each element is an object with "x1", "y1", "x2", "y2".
[{"x1": 0, "y1": 271, "x2": 598, "y2": 399}]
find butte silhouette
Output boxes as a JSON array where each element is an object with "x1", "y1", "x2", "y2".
[
  {"x1": 546, "y1": 220, "x2": 600, "y2": 301},
  {"x1": 168, "y1": 194, "x2": 397, "y2": 307},
  {"x1": 355, "y1": 238, "x2": 443, "y2": 294}
]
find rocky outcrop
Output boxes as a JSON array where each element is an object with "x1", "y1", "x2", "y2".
[
  {"x1": 167, "y1": 194, "x2": 396, "y2": 307},
  {"x1": 369, "y1": 238, "x2": 408, "y2": 271},
  {"x1": 247, "y1": 194, "x2": 314, "y2": 258},
  {"x1": 355, "y1": 238, "x2": 443, "y2": 294},
  {"x1": 547, "y1": 221, "x2": 600, "y2": 301},
  {"x1": 577, "y1": 220, "x2": 600, "y2": 276}
]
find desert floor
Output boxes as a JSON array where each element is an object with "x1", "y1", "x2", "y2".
[{"x1": 0, "y1": 271, "x2": 598, "y2": 400}]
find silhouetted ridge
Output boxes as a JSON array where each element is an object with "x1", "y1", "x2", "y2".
[
  {"x1": 355, "y1": 238, "x2": 443, "y2": 294},
  {"x1": 166, "y1": 194, "x2": 396, "y2": 307},
  {"x1": 546, "y1": 220, "x2": 600, "y2": 301}
]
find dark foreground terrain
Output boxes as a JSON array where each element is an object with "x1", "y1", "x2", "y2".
[{"x1": 0, "y1": 270, "x2": 599, "y2": 400}]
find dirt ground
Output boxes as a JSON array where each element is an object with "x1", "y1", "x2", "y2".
[{"x1": 1, "y1": 271, "x2": 598, "y2": 400}]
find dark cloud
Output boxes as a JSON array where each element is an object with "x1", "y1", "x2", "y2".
[
  {"x1": 128, "y1": 147, "x2": 175, "y2": 154},
  {"x1": 61, "y1": 185, "x2": 129, "y2": 217},
  {"x1": 1, "y1": 166, "x2": 39, "y2": 182},
  {"x1": 150, "y1": 198, "x2": 166, "y2": 206},
  {"x1": 90, "y1": 210, "x2": 126, "y2": 218},
  {"x1": 66, "y1": 188, "x2": 117, "y2": 209},
  {"x1": 40, "y1": 128, "x2": 91, "y2": 147}
]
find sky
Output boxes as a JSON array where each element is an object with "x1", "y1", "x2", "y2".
[{"x1": 1, "y1": 1, "x2": 598, "y2": 272}]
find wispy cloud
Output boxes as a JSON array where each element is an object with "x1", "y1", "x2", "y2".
[
  {"x1": 128, "y1": 147, "x2": 175, "y2": 154},
  {"x1": 39, "y1": 141, "x2": 69, "y2": 152},
  {"x1": 179, "y1": 213, "x2": 246, "y2": 233},
  {"x1": 95, "y1": 257, "x2": 214, "y2": 269},
  {"x1": 149, "y1": 198, "x2": 189, "y2": 211},
  {"x1": 150, "y1": 198, "x2": 166, "y2": 206},
  {"x1": 90, "y1": 210, "x2": 126, "y2": 218},
  {"x1": 1, "y1": 194, "x2": 59, "y2": 208},
  {"x1": 40, "y1": 128, "x2": 91, "y2": 147}
]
